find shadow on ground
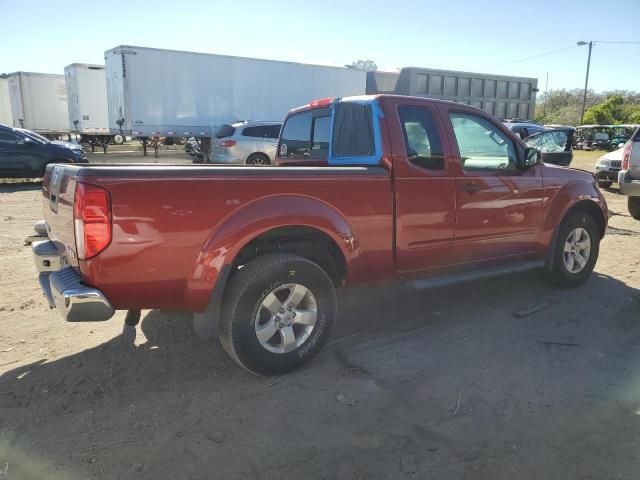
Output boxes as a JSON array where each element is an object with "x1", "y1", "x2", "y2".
[{"x1": 1, "y1": 271, "x2": 640, "y2": 479}]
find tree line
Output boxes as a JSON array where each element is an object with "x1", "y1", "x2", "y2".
[{"x1": 535, "y1": 89, "x2": 640, "y2": 126}]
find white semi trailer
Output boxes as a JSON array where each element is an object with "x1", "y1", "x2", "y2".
[
  {"x1": 104, "y1": 45, "x2": 367, "y2": 156},
  {"x1": 0, "y1": 76, "x2": 13, "y2": 126},
  {"x1": 8, "y1": 72, "x2": 69, "y2": 138},
  {"x1": 65, "y1": 63, "x2": 123, "y2": 153}
]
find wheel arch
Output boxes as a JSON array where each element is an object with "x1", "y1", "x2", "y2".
[
  {"x1": 544, "y1": 197, "x2": 607, "y2": 271},
  {"x1": 188, "y1": 194, "x2": 358, "y2": 314},
  {"x1": 246, "y1": 152, "x2": 271, "y2": 164}
]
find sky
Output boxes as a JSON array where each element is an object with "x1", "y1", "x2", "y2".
[{"x1": 1, "y1": 0, "x2": 639, "y2": 93}]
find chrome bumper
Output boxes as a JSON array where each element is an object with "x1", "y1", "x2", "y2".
[
  {"x1": 32, "y1": 230, "x2": 114, "y2": 322},
  {"x1": 618, "y1": 170, "x2": 640, "y2": 197}
]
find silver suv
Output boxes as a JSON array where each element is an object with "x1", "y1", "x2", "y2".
[
  {"x1": 210, "y1": 121, "x2": 282, "y2": 165},
  {"x1": 618, "y1": 127, "x2": 640, "y2": 219}
]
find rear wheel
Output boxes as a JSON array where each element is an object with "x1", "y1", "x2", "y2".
[
  {"x1": 545, "y1": 211, "x2": 600, "y2": 287},
  {"x1": 218, "y1": 253, "x2": 336, "y2": 375},
  {"x1": 112, "y1": 134, "x2": 124, "y2": 145},
  {"x1": 629, "y1": 197, "x2": 640, "y2": 220},
  {"x1": 246, "y1": 153, "x2": 271, "y2": 165}
]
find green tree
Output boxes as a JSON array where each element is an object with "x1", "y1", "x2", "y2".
[
  {"x1": 347, "y1": 60, "x2": 377, "y2": 72},
  {"x1": 583, "y1": 95, "x2": 632, "y2": 125},
  {"x1": 536, "y1": 90, "x2": 640, "y2": 126}
]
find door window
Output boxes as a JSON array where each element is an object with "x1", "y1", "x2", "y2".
[
  {"x1": 398, "y1": 105, "x2": 444, "y2": 170},
  {"x1": 449, "y1": 113, "x2": 518, "y2": 171},
  {"x1": 526, "y1": 131, "x2": 568, "y2": 153},
  {"x1": 0, "y1": 131, "x2": 20, "y2": 145},
  {"x1": 242, "y1": 125, "x2": 282, "y2": 139},
  {"x1": 242, "y1": 126, "x2": 266, "y2": 138}
]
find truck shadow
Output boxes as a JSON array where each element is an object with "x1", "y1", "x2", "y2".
[
  {"x1": 0, "y1": 181, "x2": 42, "y2": 193},
  {"x1": 1, "y1": 271, "x2": 639, "y2": 478}
]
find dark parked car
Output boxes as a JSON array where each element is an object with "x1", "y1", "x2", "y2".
[{"x1": 0, "y1": 124, "x2": 88, "y2": 178}]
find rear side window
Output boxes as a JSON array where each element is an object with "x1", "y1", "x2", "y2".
[
  {"x1": 398, "y1": 105, "x2": 444, "y2": 170},
  {"x1": 267, "y1": 125, "x2": 281, "y2": 138},
  {"x1": 214, "y1": 124, "x2": 236, "y2": 139},
  {"x1": 279, "y1": 108, "x2": 329, "y2": 159},
  {"x1": 243, "y1": 124, "x2": 282, "y2": 139},
  {"x1": 331, "y1": 102, "x2": 375, "y2": 158}
]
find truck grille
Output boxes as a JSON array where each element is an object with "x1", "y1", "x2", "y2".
[{"x1": 611, "y1": 160, "x2": 622, "y2": 169}]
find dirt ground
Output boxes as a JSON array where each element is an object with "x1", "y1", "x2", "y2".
[{"x1": 1, "y1": 151, "x2": 639, "y2": 479}]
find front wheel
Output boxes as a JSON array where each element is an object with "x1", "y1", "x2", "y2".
[
  {"x1": 218, "y1": 253, "x2": 337, "y2": 375},
  {"x1": 545, "y1": 211, "x2": 600, "y2": 287},
  {"x1": 628, "y1": 197, "x2": 640, "y2": 220}
]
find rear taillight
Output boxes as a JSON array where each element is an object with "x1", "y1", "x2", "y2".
[
  {"x1": 220, "y1": 139, "x2": 237, "y2": 148},
  {"x1": 622, "y1": 141, "x2": 633, "y2": 170},
  {"x1": 74, "y1": 182, "x2": 112, "y2": 259}
]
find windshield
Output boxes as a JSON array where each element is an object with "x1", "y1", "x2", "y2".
[{"x1": 16, "y1": 128, "x2": 49, "y2": 144}]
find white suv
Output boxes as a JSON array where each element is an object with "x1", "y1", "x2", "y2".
[
  {"x1": 210, "y1": 121, "x2": 281, "y2": 165},
  {"x1": 618, "y1": 127, "x2": 640, "y2": 219}
]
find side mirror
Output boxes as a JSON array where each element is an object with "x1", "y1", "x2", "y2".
[
  {"x1": 22, "y1": 137, "x2": 34, "y2": 147},
  {"x1": 524, "y1": 147, "x2": 541, "y2": 168}
]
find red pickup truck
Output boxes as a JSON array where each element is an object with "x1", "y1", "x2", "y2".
[{"x1": 32, "y1": 95, "x2": 607, "y2": 375}]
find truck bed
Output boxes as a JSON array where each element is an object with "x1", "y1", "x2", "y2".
[{"x1": 43, "y1": 163, "x2": 394, "y2": 312}]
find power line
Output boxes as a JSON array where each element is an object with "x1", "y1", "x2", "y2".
[
  {"x1": 482, "y1": 45, "x2": 577, "y2": 69},
  {"x1": 591, "y1": 41, "x2": 640, "y2": 44},
  {"x1": 481, "y1": 40, "x2": 640, "y2": 70}
]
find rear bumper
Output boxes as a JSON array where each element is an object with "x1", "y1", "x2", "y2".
[
  {"x1": 209, "y1": 147, "x2": 244, "y2": 164},
  {"x1": 618, "y1": 170, "x2": 640, "y2": 197},
  {"x1": 32, "y1": 236, "x2": 114, "y2": 322}
]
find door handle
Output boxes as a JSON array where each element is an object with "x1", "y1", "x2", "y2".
[{"x1": 461, "y1": 182, "x2": 481, "y2": 193}]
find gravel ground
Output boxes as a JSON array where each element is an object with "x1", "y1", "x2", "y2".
[{"x1": 1, "y1": 151, "x2": 639, "y2": 479}]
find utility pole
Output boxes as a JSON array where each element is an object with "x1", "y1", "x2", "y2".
[
  {"x1": 543, "y1": 71, "x2": 549, "y2": 123},
  {"x1": 577, "y1": 41, "x2": 593, "y2": 124}
]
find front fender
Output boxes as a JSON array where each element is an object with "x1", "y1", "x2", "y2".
[
  {"x1": 543, "y1": 180, "x2": 607, "y2": 233},
  {"x1": 185, "y1": 194, "x2": 359, "y2": 312},
  {"x1": 539, "y1": 178, "x2": 607, "y2": 263}
]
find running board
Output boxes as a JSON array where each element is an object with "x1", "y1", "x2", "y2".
[{"x1": 409, "y1": 259, "x2": 546, "y2": 291}]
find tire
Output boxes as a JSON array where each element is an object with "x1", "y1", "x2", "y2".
[
  {"x1": 545, "y1": 211, "x2": 600, "y2": 287},
  {"x1": 597, "y1": 180, "x2": 612, "y2": 189},
  {"x1": 629, "y1": 197, "x2": 640, "y2": 220},
  {"x1": 246, "y1": 153, "x2": 271, "y2": 165},
  {"x1": 219, "y1": 253, "x2": 337, "y2": 375},
  {"x1": 112, "y1": 134, "x2": 124, "y2": 145}
]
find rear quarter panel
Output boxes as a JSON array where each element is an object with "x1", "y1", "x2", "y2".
[{"x1": 77, "y1": 167, "x2": 394, "y2": 312}]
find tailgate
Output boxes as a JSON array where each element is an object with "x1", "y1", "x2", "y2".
[{"x1": 42, "y1": 164, "x2": 80, "y2": 267}]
